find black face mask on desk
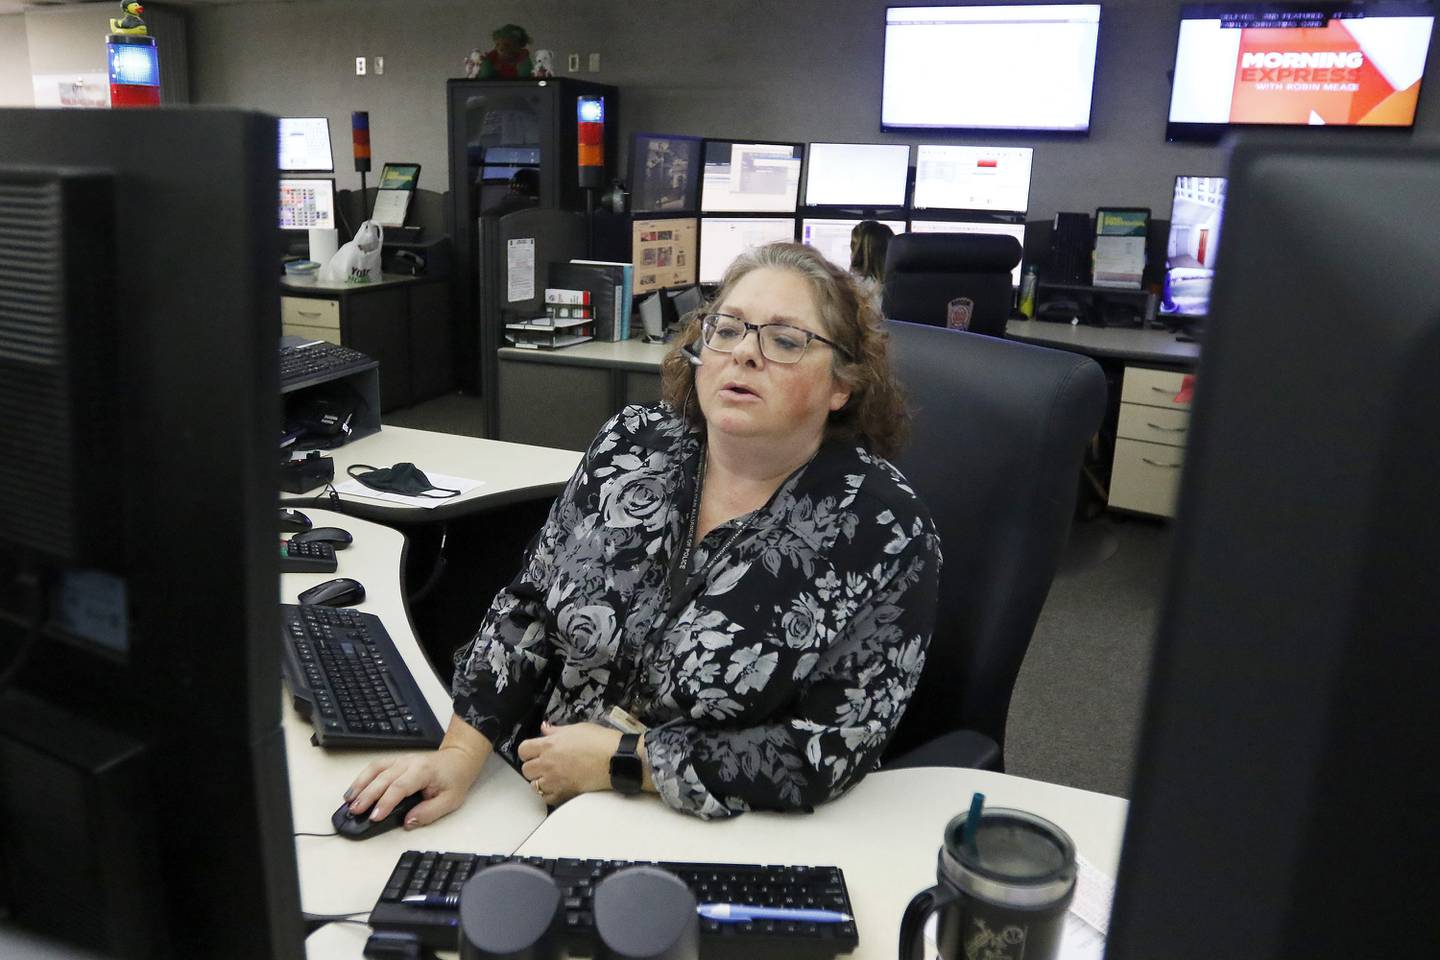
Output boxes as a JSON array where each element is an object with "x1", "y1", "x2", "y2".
[{"x1": 346, "y1": 462, "x2": 461, "y2": 499}]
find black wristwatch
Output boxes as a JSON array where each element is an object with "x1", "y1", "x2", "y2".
[{"x1": 609, "y1": 732, "x2": 643, "y2": 795}]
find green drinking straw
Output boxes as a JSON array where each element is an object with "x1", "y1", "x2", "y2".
[{"x1": 963, "y1": 791, "x2": 986, "y2": 856}]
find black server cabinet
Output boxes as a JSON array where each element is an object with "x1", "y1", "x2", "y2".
[{"x1": 447, "y1": 78, "x2": 619, "y2": 394}]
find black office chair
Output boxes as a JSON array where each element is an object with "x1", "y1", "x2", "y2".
[
  {"x1": 879, "y1": 320, "x2": 1108, "y2": 771},
  {"x1": 880, "y1": 233, "x2": 1023, "y2": 337}
]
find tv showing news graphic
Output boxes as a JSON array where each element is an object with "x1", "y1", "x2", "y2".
[
  {"x1": 1161, "y1": 176, "x2": 1227, "y2": 317},
  {"x1": 1169, "y1": 2, "x2": 1436, "y2": 128},
  {"x1": 913, "y1": 145, "x2": 1033, "y2": 213},
  {"x1": 700, "y1": 141, "x2": 803, "y2": 213},
  {"x1": 882, "y1": 4, "x2": 1101, "y2": 132}
]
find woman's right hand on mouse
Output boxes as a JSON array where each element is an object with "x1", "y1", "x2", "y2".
[{"x1": 343, "y1": 716, "x2": 493, "y2": 828}]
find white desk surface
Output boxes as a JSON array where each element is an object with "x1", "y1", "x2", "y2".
[
  {"x1": 498, "y1": 337, "x2": 670, "y2": 372},
  {"x1": 294, "y1": 509, "x2": 1129, "y2": 960},
  {"x1": 1007, "y1": 319, "x2": 1200, "y2": 366},
  {"x1": 284, "y1": 425, "x2": 582, "y2": 518}
]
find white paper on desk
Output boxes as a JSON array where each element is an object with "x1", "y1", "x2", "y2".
[
  {"x1": 507, "y1": 238, "x2": 535, "y2": 302},
  {"x1": 333, "y1": 472, "x2": 485, "y2": 509},
  {"x1": 1058, "y1": 852, "x2": 1116, "y2": 960},
  {"x1": 370, "y1": 188, "x2": 411, "y2": 227}
]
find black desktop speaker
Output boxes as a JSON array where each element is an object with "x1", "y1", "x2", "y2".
[
  {"x1": 1046, "y1": 212, "x2": 1092, "y2": 284},
  {"x1": 0, "y1": 170, "x2": 120, "y2": 566}
]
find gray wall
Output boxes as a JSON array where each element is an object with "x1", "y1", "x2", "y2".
[{"x1": 181, "y1": 0, "x2": 1437, "y2": 217}]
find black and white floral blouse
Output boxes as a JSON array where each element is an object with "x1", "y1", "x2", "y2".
[{"x1": 451, "y1": 403, "x2": 941, "y2": 819}]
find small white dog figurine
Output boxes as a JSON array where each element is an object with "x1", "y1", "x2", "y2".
[
  {"x1": 532, "y1": 49, "x2": 555, "y2": 78},
  {"x1": 463, "y1": 48, "x2": 484, "y2": 79}
]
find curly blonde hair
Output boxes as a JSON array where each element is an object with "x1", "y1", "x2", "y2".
[{"x1": 660, "y1": 242, "x2": 909, "y2": 459}]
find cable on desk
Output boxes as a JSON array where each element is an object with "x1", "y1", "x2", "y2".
[{"x1": 294, "y1": 830, "x2": 341, "y2": 838}]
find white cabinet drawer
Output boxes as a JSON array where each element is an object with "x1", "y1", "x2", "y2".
[
  {"x1": 281, "y1": 296, "x2": 340, "y2": 331},
  {"x1": 1120, "y1": 366, "x2": 1193, "y2": 410},
  {"x1": 281, "y1": 322, "x2": 339, "y2": 344},
  {"x1": 1117, "y1": 403, "x2": 1191, "y2": 447},
  {"x1": 1109, "y1": 438, "x2": 1185, "y2": 518}
]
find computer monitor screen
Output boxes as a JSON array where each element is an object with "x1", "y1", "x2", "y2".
[
  {"x1": 633, "y1": 217, "x2": 699, "y2": 292},
  {"x1": 1161, "y1": 176, "x2": 1227, "y2": 318},
  {"x1": 630, "y1": 133, "x2": 703, "y2": 213},
  {"x1": 804, "y1": 143, "x2": 911, "y2": 207},
  {"x1": 700, "y1": 141, "x2": 804, "y2": 213},
  {"x1": 277, "y1": 117, "x2": 333, "y2": 172},
  {"x1": 882, "y1": 4, "x2": 1102, "y2": 131},
  {"x1": 1167, "y1": 1, "x2": 1437, "y2": 141},
  {"x1": 698, "y1": 217, "x2": 796, "y2": 284},
  {"x1": 909, "y1": 219, "x2": 1028, "y2": 285},
  {"x1": 1106, "y1": 138, "x2": 1440, "y2": 960},
  {"x1": 378, "y1": 162, "x2": 420, "y2": 190},
  {"x1": 480, "y1": 145, "x2": 541, "y2": 182},
  {"x1": 913, "y1": 144, "x2": 1034, "y2": 213},
  {"x1": 801, "y1": 217, "x2": 907, "y2": 271},
  {"x1": 0, "y1": 107, "x2": 302, "y2": 959},
  {"x1": 278, "y1": 177, "x2": 336, "y2": 231}
]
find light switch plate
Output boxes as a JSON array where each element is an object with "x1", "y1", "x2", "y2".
[
  {"x1": 588, "y1": 52, "x2": 600, "y2": 72},
  {"x1": 374, "y1": 56, "x2": 385, "y2": 75},
  {"x1": 567, "y1": 53, "x2": 580, "y2": 72},
  {"x1": 355, "y1": 56, "x2": 367, "y2": 76}
]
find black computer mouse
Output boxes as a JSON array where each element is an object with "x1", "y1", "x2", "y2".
[
  {"x1": 291, "y1": 526, "x2": 353, "y2": 547},
  {"x1": 279, "y1": 508, "x2": 312, "y2": 532},
  {"x1": 333, "y1": 791, "x2": 425, "y2": 841},
  {"x1": 297, "y1": 577, "x2": 365, "y2": 607}
]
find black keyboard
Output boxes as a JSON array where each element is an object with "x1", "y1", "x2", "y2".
[
  {"x1": 279, "y1": 539, "x2": 337, "y2": 573},
  {"x1": 279, "y1": 340, "x2": 375, "y2": 390},
  {"x1": 369, "y1": 851, "x2": 859, "y2": 960},
  {"x1": 279, "y1": 604, "x2": 445, "y2": 749}
]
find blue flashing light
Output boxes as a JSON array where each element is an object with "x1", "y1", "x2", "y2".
[
  {"x1": 577, "y1": 97, "x2": 605, "y2": 123},
  {"x1": 108, "y1": 43, "x2": 159, "y2": 86}
]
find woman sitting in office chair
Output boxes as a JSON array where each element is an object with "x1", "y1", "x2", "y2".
[
  {"x1": 345, "y1": 243, "x2": 940, "y2": 822},
  {"x1": 849, "y1": 220, "x2": 894, "y2": 310}
]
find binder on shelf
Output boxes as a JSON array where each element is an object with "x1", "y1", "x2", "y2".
[
  {"x1": 504, "y1": 316, "x2": 594, "y2": 350},
  {"x1": 550, "y1": 259, "x2": 634, "y2": 341}
]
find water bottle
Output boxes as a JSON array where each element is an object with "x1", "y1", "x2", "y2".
[{"x1": 1018, "y1": 265, "x2": 1039, "y2": 319}]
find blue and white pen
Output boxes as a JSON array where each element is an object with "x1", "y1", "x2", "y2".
[{"x1": 697, "y1": 903, "x2": 853, "y2": 924}]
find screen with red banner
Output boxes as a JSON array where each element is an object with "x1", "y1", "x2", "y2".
[{"x1": 1167, "y1": 2, "x2": 1435, "y2": 139}]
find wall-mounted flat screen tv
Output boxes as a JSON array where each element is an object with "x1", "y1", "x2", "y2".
[
  {"x1": 1167, "y1": 1, "x2": 1437, "y2": 141},
  {"x1": 882, "y1": 4, "x2": 1102, "y2": 132}
]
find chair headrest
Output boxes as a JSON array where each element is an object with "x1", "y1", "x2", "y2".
[{"x1": 886, "y1": 232, "x2": 1023, "y2": 274}]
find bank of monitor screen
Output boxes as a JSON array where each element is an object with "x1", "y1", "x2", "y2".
[
  {"x1": 913, "y1": 145, "x2": 1034, "y2": 213},
  {"x1": 882, "y1": 4, "x2": 1102, "y2": 132},
  {"x1": 1161, "y1": 175, "x2": 1228, "y2": 317},
  {"x1": 698, "y1": 218, "x2": 797, "y2": 284},
  {"x1": 909, "y1": 219, "x2": 1028, "y2": 285},
  {"x1": 633, "y1": 217, "x2": 699, "y2": 292},
  {"x1": 1167, "y1": 1, "x2": 1436, "y2": 140},
  {"x1": 801, "y1": 218, "x2": 908, "y2": 271},
  {"x1": 631, "y1": 133, "x2": 703, "y2": 213},
  {"x1": 700, "y1": 140, "x2": 804, "y2": 213},
  {"x1": 278, "y1": 117, "x2": 334, "y2": 172},
  {"x1": 804, "y1": 143, "x2": 912, "y2": 207},
  {"x1": 278, "y1": 178, "x2": 336, "y2": 231}
]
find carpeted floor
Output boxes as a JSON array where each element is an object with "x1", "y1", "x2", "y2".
[{"x1": 387, "y1": 393, "x2": 1171, "y2": 800}]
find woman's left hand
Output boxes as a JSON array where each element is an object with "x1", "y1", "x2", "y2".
[{"x1": 517, "y1": 721, "x2": 622, "y2": 806}]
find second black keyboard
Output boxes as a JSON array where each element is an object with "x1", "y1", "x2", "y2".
[
  {"x1": 280, "y1": 604, "x2": 445, "y2": 749},
  {"x1": 279, "y1": 340, "x2": 375, "y2": 390},
  {"x1": 369, "y1": 851, "x2": 859, "y2": 960}
]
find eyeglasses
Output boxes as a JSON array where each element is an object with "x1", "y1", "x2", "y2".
[{"x1": 700, "y1": 313, "x2": 851, "y2": 365}]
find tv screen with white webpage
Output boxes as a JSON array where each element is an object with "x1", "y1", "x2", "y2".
[
  {"x1": 804, "y1": 143, "x2": 911, "y2": 207},
  {"x1": 908, "y1": 220, "x2": 1028, "y2": 286},
  {"x1": 913, "y1": 145, "x2": 1034, "y2": 213},
  {"x1": 698, "y1": 218, "x2": 796, "y2": 284},
  {"x1": 1161, "y1": 176, "x2": 1227, "y2": 317},
  {"x1": 1167, "y1": 1, "x2": 1437, "y2": 140},
  {"x1": 801, "y1": 218, "x2": 908, "y2": 271},
  {"x1": 882, "y1": 4, "x2": 1102, "y2": 132},
  {"x1": 700, "y1": 141, "x2": 804, "y2": 213}
]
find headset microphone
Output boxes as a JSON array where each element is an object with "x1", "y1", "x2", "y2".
[{"x1": 683, "y1": 341, "x2": 704, "y2": 366}]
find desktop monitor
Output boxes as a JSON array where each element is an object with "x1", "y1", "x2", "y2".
[
  {"x1": 0, "y1": 108, "x2": 302, "y2": 958},
  {"x1": 912, "y1": 144, "x2": 1033, "y2": 214},
  {"x1": 1167, "y1": 1, "x2": 1437, "y2": 141},
  {"x1": 1106, "y1": 136, "x2": 1440, "y2": 959},
  {"x1": 698, "y1": 217, "x2": 796, "y2": 284},
  {"x1": 277, "y1": 116, "x2": 334, "y2": 172},
  {"x1": 1160, "y1": 175, "x2": 1227, "y2": 319},
  {"x1": 800, "y1": 217, "x2": 907, "y2": 272},
  {"x1": 909, "y1": 219, "x2": 1028, "y2": 286},
  {"x1": 699, "y1": 140, "x2": 804, "y2": 213},
  {"x1": 632, "y1": 216, "x2": 699, "y2": 293},
  {"x1": 803, "y1": 142, "x2": 911, "y2": 207},
  {"x1": 882, "y1": 4, "x2": 1102, "y2": 132},
  {"x1": 629, "y1": 133, "x2": 703, "y2": 213},
  {"x1": 278, "y1": 177, "x2": 336, "y2": 231}
]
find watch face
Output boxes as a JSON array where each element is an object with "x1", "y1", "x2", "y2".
[{"x1": 610, "y1": 753, "x2": 643, "y2": 794}]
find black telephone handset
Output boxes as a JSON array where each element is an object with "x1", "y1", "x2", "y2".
[{"x1": 390, "y1": 250, "x2": 425, "y2": 275}]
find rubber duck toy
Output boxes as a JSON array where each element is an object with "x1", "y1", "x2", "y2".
[
  {"x1": 473, "y1": 24, "x2": 533, "y2": 79},
  {"x1": 109, "y1": 1, "x2": 147, "y2": 36}
]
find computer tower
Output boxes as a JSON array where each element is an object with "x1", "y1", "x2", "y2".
[{"x1": 447, "y1": 78, "x2": 619, "y2": 393}]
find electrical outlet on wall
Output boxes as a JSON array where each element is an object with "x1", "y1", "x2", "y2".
[
  {"x1": 374, "y1": 56, "x2": 385, "y2": 75},
  {"x1": 588, "y1": 53, "x2": 600, "y2": 72},
  {"x1": 355, "y1": 56, "x2": 367, "y2": 76},
  {"x1": 567, "y1": 53, "x2": 580, "y2": 72}
]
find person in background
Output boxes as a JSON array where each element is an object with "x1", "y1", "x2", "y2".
[
  {"x1": 344, "y1": 242, "x2": 941, "y2": 823},
  {"x1": 849, "y1": 220, "x2": 894, "y2": 313}
]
